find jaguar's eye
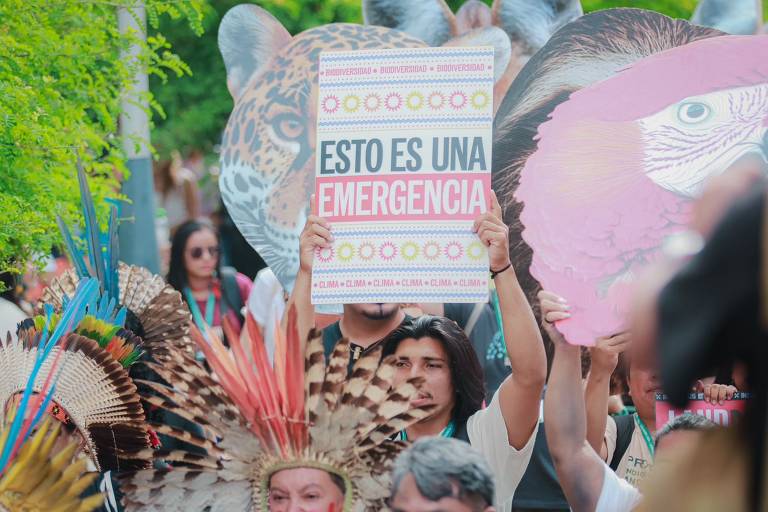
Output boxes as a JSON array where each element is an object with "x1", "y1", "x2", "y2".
[
  {"x1": 677, "y1": 102, "x2": 711, "y2": 124},
  {"x1": 273, "y1": 113, "x2": 305, "y2": 141}
]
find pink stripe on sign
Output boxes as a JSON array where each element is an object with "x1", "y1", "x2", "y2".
[{"x1": 316, "y1": 173, "x2": 490, "y2": 222}]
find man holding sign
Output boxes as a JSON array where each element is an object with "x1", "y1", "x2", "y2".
[
  {"x1": 292, "y1": 46, "x2": 498, "y2": 358},
  {"x1": 287, "y1": 46, "x2": 547, "y2": 507},
  {"x1": 292, "y1": 189, "x2": 547, "y2": 509}
]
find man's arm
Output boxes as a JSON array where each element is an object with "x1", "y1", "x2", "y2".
[
  {"x1": 541, "y1": 291, "x2": 606, "y2": 512},
  {"x1": 585, "y1": 333, "x2": 631, "y2": 460},
  {"x1": 474, "y1": 191, "x2": 546, "y2": 449},
  {"x1": 284, "y1": 195, "x2": 332, "y2": 347}
]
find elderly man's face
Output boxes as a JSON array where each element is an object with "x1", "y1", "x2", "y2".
[{"x1": 391, "y1": 473, "x2": 494, "y2": 512}]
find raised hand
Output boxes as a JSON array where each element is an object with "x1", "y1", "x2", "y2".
[
  {"x1": 299, "y1": 194, "x2": 333, "y2": 273},
  {"x1": 695, "y1": 379, "x2": 738, "y2": 405},
  {"x1": 538, "y1": 290, "x2": 570, "y2": 344},
  {"x1": 473, "y1": 190, "x2": 511, "y2": 272},
  {"x1": 591, "y1": 332, "x2": 631, "y2": 375}
]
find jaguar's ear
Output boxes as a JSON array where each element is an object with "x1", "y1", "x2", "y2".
[
  {"x1": 218, "y1": 4, "x2": 293, "y2": 100},
  {"x1": 362, "y1": 0, "x2": 456, "y2": 46},
  {"x1": 691, "y1": 0, "x2": 762, "y2": 34},
  {"x1": 491, "y1": 0, "x2": 583, "y2": 56},
  {"x1": 443, "y1": 27, "x2": 511, "y2": 83},
  {"x1": 455, "y1": 0, "x2": 493, "y2": 34}
]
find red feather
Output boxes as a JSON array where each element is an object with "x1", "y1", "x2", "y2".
[{"x1": 283, "y1": 305, "x2": 306, "y2": 452}]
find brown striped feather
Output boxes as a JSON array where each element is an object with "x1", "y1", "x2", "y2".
[
  {"x1": 304, "y1": 329, "x2": 325, "y2": 424},
  {"x1": 321, "y1": 337, "x2": 350, "y2": 413}
]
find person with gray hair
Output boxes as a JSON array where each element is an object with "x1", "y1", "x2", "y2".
[
  {"x1": 654, "y1": 412, "x2": 716, "y2": 451},
  {"x1": 390, "y1": 437, "x2": 496, "y2": 512}
]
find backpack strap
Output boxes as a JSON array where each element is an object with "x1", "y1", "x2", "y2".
[
  {"x1": 609, "y1": 414, "x2": 636, "y2": 471},
  {"x1": 219, "y1": 266, "x2": 244, "y2": 324},
  {"x1": 464, "y1": 302, "x2": 485, "y2": 338}
]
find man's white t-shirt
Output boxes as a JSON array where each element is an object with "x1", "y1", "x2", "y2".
[
  {"x1": 605, "y1": 415, "x2": 654, "y2": 486},
  {"x1": 595, "y1": 462, "x2": 642, "y2": 512},
  {"x1": 466, "y1": 391, "x2": 538, "y2": 508}
]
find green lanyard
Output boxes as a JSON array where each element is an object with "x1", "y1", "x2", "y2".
[
  {"x1": 184, "y1": 287, "x2": 216, "y2": 330},
  {"x1": 635, "y1": 415, "x2": 655, "y2": 459},
  {"x1": 398, "y1": 420, "x2": 455, "y2": 441},
  {"x1": 490, "y1": 288, "x2": 506, "y2": 351}
]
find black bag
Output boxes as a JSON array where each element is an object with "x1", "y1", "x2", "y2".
[
  {"x1": 609, "y1": 414, "x2": 636, "y2": 471},
  {"x1": 219, "y1": 266, "x2": 245, "y2": 326}
]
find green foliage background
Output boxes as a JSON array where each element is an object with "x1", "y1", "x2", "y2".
[{"x1": 0, "y1": 0, "x2": 206, "y2": 272}]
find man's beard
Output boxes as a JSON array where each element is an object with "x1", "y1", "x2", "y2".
[{"x1": 360, "y1": 303, "x2": 398, "y2": 321}]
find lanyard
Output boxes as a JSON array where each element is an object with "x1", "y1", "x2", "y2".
[
  {"x1": 184, "y1": 287, "x2": 216, "y2": 331},
  {"x1": 635, "y1": 415, "x2": 655, "y2": 459},
  {"x1": 398, "y1": 420, "x2": 455, "y2": 441},
  {"x1": 490, "y1": 288, "x2": 506, "y2": 352}
]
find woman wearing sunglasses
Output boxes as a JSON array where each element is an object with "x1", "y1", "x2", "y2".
[{"x1": 168, "y1": 218, "x2": 253, "y2": 341}]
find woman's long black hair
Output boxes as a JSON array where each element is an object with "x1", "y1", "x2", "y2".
[
  {"x1": 381, "y1": 315, "x2": 486, "y2": 426},
  {"x1": 167, "y1": 218, "x2": 222, "y2": 294}
]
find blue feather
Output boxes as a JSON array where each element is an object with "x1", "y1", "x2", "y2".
[
  {"x1": 105, "y1": 297, "x2": 116, "y2": 322},
  {"x1": 114, "y1": 307, "x2": 127, "y2": 327},
  {"x1": 97, "y1": 292, "x2": 109, "y2": 321},
  {"x1": 106, "y1": 205, "x2": 120, "y2": 305},
  {"x1": 56, "y1": 216, "x2": 89, "y2": 278},
  {"x1": 77, "y1": 160, "x2": 106, "y2": 289}
]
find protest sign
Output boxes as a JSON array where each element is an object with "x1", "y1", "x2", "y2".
[
  {"x1": 655, "y1": 392, "x2": 750, "y2": 431},
  {"x1": 311, "y1": 47, "x2": 494, "y2": 305}
]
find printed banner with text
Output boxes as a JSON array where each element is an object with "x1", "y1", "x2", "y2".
[
  {"x1": 311, "y1": 47, "x2": 494, "y2": 304},
  {"x1": 655, "y1": 392, "x2": 750, "y2": 431}
]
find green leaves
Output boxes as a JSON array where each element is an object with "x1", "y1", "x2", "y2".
[
  {"x1": 149, "y1": 0, "x2": 363, "y2": 159},
  {"x1": 0, "y1": 0, "x2": 205, "y2": 273}
]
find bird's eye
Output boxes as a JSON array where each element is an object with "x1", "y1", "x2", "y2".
[{"x1": 677, "y1": 102, "x2": 711, "y2": 124}]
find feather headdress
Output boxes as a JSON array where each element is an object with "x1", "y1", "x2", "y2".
[
  {"x1": 120, "y1": 309, "x2": 435, "y2": 511},
  {"x1": 42, "y1": 160, "x2": 194, "y2": 360},
  {"x1": 0, "y1": 278, "x2": 154, "y2": 472},
  {"x1": 0, "y1": 411, "x2": 105, "y2": 512}
]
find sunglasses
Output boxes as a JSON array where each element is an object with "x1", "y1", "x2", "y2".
[{"x1": 188, "y1": 246, "x2": 219, "y2": 260}]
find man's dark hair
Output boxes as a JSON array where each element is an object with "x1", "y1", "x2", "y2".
[
  {"x1": 391, "y1": 437, "x2": 494, "y2": 510},
  {"x1": 655, "y1": 412, "x2": 717, "y2": 449},
  {"x1": 381, "y1": 315, "x2": 485, "y2": 425}
]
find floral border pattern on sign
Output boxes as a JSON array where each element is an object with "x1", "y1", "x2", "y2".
[
  {"x1": 321, "y1": 90, "x2": 488, "y2": 114},
  {"x1": 401, "y1": 241, "x2": 420, "y2": 261},
  {"x1": 444, "y1": 241, "x2": 463, "y2": 261},
  {"x1": 337, "y1": 242, "x2": 355, "y2": 262},
  {"x1": 322, "y1": 95, "x2": 340, "y2": 114},
  {"x1": 364, "y1": 94, "x2": 380, "y2": 112},
  {"x1": 317, "y1": 246, "x2": 335, "y2": 262},
  {"x1": 358, "y1": 241, "x2": 376, "y2": 261},
  {"x1": 380, "y1": 241, "x2": 398, "y2": 261},
  {"x1": 385, "y1": 92, "x2": 403, "y2": 112}
]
